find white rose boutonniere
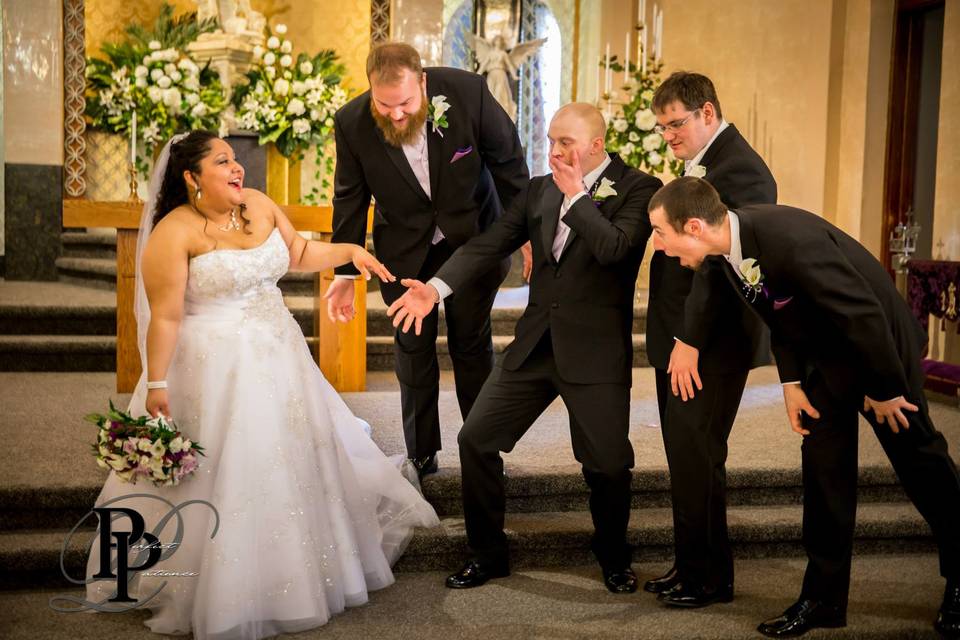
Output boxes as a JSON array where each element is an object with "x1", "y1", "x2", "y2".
[
  {"x1": 593, "y1": 177, "x2": 618, "y2": 202},
  {"x1": 688, "y1": 164, "x2": 707, "y2": 178},
  {"x1": 428, "y1": 95, "x2": 450, "y2": 136},
  {"x1": 738, "y1": 257, "x2": 767, "y2": 302}
]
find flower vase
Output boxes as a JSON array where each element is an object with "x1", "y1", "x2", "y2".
[{"x1": 266, "y1": 143, "x2": 301, "y2": 205}]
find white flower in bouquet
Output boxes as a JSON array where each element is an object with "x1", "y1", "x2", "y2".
[
  {"x1": 641, "y1": 89, "x2": 654, "y2": 101},
  {"x1": 147, "y1": 86, "x2": 163, "y2": 103},
  {"x1": 274, "y1": 78, "x2": 290, "y2": 96},
  {"x1": 252, "y1": 44, "x2": 264, "y2": 59},
  {"x1": 142, "y1": 121, "x2": 160, "y2": 143},
  {"x1": 281, "y1": 40, "x2": 292, "y2": 54},
  {"x1": 305, "y1": 88, "x2": 324, "y2": 106},
  {"x1": 287, "y1": 97, "x2": 306, "y2": 116},
  {"x1": 292, "y1": 118, "x2": 311, "y2": 135},
  {"x1": 647, "y1": 151, "x2": 662, "y2": 166},
  {"x1": 325, "y1": 116, "x2": 334, "y2": 127},
  {"x1": 310, "y1": 108, "x2": 321, "y2": 121},
  {"x1": 299, "y1": 60, "x2": 313, "y2": 75},
  {"x1": 276, "y1": 23, "x2": 288, "y2": 34},
  {"x1": 283, "y1": 70, "x2": 292, "y2": 79},
  {"x1": 619, "y1": 142, "x2": 636, "y2": 156},
  {"x1": 280, "y1": 54, "x2": 293, "y2": 68},
  {"x1": 267, "y1": 36, "x2": 280, "y2": 49},
  {"x1": 331, "y1": 86, "x2": 347, "y2": 107},
  {"x1": 265, "y1": 66, "x2": 276, "y2": 79},
  {"x1": 162, "y1": 87, "x2": 182, "y2": 113},
  {"x1": 185, "y1": 92, "x2": 200, "y2": 106},
  {"x1": 135, "y1": 65, "x2": 148, "y2": 78},
  {"x1": 164, "y1": 62, "x2": 176, "y2": 75},
  {"x1": 431, "y1": 94, "x2": 451, "y2": 121},
  {"x1": 635, "y1": 108, "x2": 657, "y2": 131},
  {"x1": 613, "y1": 118, "x2": 628, "y2": 133},
  {"x1": 162, "y1": 48, "x2": 179, "y2": 62},
  {"x1": 628, "y1": 131, "x2": 640, "y2": 142},
  {"x1": 169, "y1": 436, "x2": 184, "y2": 453},
  {"x1": 263, "y1": 51, "x2": 276, "y2": 66},
  {"x1": 191, "y1": 102, "x2": 208, "y2": 117},
  {"x1": 150, "y1": 67, "x2": 164, "y2": 81},
  {"x1": 642, "y1": 132, "x2": 663, "y2": 151},
  {"x1": 149, "y1": 40, "x2": 161, "y2": 50},
  {"x1": 143, "y1": 54, "x2": 154, "y2": 65},
  {"x1": 170, "y1": 69, "x2": 182, "y2": 82},
  {"x1": 157, "y1": 75, "x2": 172, "y2": 89},
  {"x1": 183, "y1": 75, "x2": 200, "y2": 92},
  {"x1": 135, "y1": 76, "x2": 147, "y2": 88}
]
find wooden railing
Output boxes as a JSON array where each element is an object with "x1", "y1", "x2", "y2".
[{"x1": 62, "y1": 200, "x2": 372, "y2": 393}]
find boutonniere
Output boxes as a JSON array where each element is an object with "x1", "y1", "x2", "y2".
[
  {"x1": 688, "y1": 165, "x2": 707, "y2": 178},
  {"x1": 738, "y1": 257, "x2": 767, "y2": 302},
  {"x1": 592, "y1": 177, "x2": 617, "y2": 202},
  {"x1": 427, "y1": 95, "x2": 450, "y2": 137}
]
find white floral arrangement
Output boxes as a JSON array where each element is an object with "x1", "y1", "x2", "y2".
[
  {"x1": 233, "y1": 24, "x2": 349, "y2": 202},
  {"x1": 604, "y1": 62, "x2": 682, "y2": 178},
  {"x1": 85, "y1": 3, "x2": 226, "y2": 167}
]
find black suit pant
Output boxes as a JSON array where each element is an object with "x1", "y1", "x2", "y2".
[
  {"x1": 458, "y1": 332, "x2": 635, "y2": 570},
  {"x1": 798, "y1": 363, "x2": 960, "y2": 611},
  {"x1": 393, "y1": 240, "x2": 509, "y2": 458},
  {"x1": 655, "y1": 367, "x2": 748, "y2": 589}
]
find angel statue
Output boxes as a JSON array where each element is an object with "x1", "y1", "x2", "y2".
[
  {"x1": 466, "y1": 33, "x2": 546, "y2": 121},
  {"x1": 194, "y1": 0, "x2": 266, "y2": 36}
]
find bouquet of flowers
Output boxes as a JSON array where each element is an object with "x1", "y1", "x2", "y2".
[
  {"x1": 85, "y1": 3, "x2": 227, "y2": 167},
  {"x1": 83, "y1": 400, "x2": 206, "y2": 487},
  {"x1": 232, "y1": 24, "x2": 349, "y2": 203},
  {"x1": 603, "y1": 59, "x2": 682, "y2": 178}
]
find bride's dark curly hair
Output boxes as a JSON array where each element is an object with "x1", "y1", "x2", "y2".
[
  {"x1": 153, "y1": 130, "x2": 219, "y2": 226},
  {"x1": 152, "y1": 130, "x2": 251, "y2": 241}
]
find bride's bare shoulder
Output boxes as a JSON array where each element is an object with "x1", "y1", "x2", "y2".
[
  {"x1": 241, "y1": 188, "x2": 281, "y2": 225},
  {"x1": 146, "y1": 206, "x2": 203, "y2": 255}
]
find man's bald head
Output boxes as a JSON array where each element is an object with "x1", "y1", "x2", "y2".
[
  {"x1": 552, "y1": 102, "x2": 607, "y2": 140},
  {"x1": 548, "y1": 102, "x2": 609, "y2": 174}
]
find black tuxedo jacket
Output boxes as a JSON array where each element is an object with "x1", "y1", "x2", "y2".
[
  {"x1": 331, "y1": 67, "x2": 528, "y2": 303},
  {"x1": 436, "y1": 154, "x2": 662, "y2": 385},
  {"x1": 726, "y1": 205, "x2": 927, "y2": 402},
  {"x1": 646, "y1": 124, "x2": 777, "y2": 373}
]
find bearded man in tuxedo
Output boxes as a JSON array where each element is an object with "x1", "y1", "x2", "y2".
[
  {"x1": 649, "y1": 176, "x2": 960, "y2": 639},
  {"x1": 327, "y1": 42, "x2": 529, "y2": 478}
]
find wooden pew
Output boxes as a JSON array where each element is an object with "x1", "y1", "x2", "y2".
[{"x1": 62, "y1": 200, "x2": 372, "y2": 393}]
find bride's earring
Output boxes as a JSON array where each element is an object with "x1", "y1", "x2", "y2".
[{"x1": 195, "y1": 187, "x2": 203, "y2": 203}]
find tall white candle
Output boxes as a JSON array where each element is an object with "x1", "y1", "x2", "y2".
[
  {"x1": 624, "y1": 32, "x2": 631, "y2": 84},
  {"x1": 656, "y1": 10, "x2": 663, "y2": 63},
  {"x1": 639, "y1": 0, "x2": 645, "y2": 24},
  {"x1": 604, "y1": 42, "x2": 611, "y2": 94},
  {"x1": 130, "y1": 110, "x2": 137, "y2": 166},
  {"x1": 642, "y1": 25, "x2": 648, "y2": 75},
  {"x1": 595, "y1": 55, "x2": 601, "y2": 103}
]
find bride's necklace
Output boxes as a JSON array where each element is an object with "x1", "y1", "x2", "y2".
[{"x1": 217, "y1": 208, "x2": 241, "y2": 232}]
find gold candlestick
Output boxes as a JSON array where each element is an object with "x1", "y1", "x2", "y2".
[{"x1": 128, "y1": 165, "x2": 142, "y2": 203}]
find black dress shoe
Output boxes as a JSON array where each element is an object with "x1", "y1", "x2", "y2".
[
  {"x1": 411, "y1": 453, "x2": 438, "y2": 479},
  {"x1": 657, "y1": 581, "x2": 734, "y2": 608},
  {"x1": 643, "y1": 566, "x2": 680, "y2": 593},
  {"x1": 936, "y1": 579, "x2": 960, "y2": 638},
  {"x1": 445, "y1": 559, "x2": 509, "y2": 589},
  {"x1": 603, "y1": 566, "x2": 639, "y2": 594},
  {"x1": 757, "y1": 599, "x2": 846, "y2": 637}
]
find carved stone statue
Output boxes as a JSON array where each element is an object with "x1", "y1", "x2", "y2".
[
  {"x1": 466, "y1": 33, "x2": 546, "y2": 121},
  {"x1": 194, "y1": 0, "x2": 266, "y2": 38}
]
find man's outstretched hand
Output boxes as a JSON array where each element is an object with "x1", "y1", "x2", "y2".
[{"x1": 386, "y1": 279, "x2": 440, "y2": 335}]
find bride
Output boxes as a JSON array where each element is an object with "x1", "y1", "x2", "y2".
[{"x1": 84, "y1": 130, "x2": 439, "y2": 639}]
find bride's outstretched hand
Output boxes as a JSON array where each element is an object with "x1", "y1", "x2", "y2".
[
  {"x1": 386, "y1": 279, "x2": 439, "y2": 336},
  {"x1": 352, "y1": 247, "x2": 396, "y2": 283}
]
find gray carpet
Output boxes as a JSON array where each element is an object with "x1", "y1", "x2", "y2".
[{"x1": 1, "y1": 554, "x2": 946, "y2": 639}]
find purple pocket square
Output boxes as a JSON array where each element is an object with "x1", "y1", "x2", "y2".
[
  {"x1": 450, "y1": 146, "x2": 473, "y2": 163},
  {"x1": 773, "y1": 296, "x2": 794, "y2": 311}
]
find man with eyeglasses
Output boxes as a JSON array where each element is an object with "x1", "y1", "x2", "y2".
[{"x1": 643, "y1": 71, "x2": 777, "y2": 608}]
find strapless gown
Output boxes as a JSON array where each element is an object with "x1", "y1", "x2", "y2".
[{"x1": 84, "y1": 228, "x2": 438, "y2": 639}]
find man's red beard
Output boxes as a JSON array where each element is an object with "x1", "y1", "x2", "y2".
[{"x1": 370, "y1": 93, "x2": 429, "y2": 147}]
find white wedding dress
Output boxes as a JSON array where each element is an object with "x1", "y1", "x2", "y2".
[{"x1": 85, "y1": 227, "x2": 439, "y2": 639}]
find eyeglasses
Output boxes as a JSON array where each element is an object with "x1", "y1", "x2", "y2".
[{"x1": 653, "y1": 109, "x2": 700, "y2": 135}]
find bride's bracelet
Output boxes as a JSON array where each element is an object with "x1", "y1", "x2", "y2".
[{"x1": 146, "y1": 380, "x2": 168, "y2": 390}]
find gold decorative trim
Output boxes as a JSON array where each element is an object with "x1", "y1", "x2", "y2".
[
  {"x1": 370, "y1": 0, "x2": 391, "y2": 45},
  {"x1": 63, "y1": 0, "x2": 86, "y2": 198}
]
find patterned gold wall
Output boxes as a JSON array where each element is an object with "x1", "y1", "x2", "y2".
[{"x1": 85, "y1": 0, "x2": 194, "y2": 57}]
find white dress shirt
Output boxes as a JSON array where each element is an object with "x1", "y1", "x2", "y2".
[{"x1": 429, "y1": 155, "x2": 612, "y2": 301}]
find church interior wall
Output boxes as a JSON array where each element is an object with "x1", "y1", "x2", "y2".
[{"x1": 933, "y1": 0, "x2": 960, "y2": 261}]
